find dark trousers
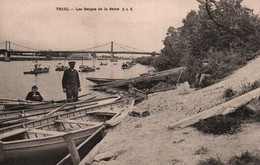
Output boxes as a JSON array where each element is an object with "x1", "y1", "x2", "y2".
[{"x1": 66, "y1": 86, "x2": 78, "y2": 102}]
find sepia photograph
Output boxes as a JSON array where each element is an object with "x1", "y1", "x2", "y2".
[{"x1": 0, "y1": 0, "x2": 260, "y2": 164}]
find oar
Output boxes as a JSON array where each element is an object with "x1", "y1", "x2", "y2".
[
  {"x1": 44, "y1": 104, "x2": 67, "y2": 117},
  {"x1": 53, "y1": 93, "x2": 93, "y2": 103},
  {"x1": 0, "y1": 102, "x2": 99, "y2": 125},
  {"x1": 1, "y1": 96, "x2": 99, "y2": 116},
  {"x1": 15, "y1": 96, "x2": 97, "y2": 113},
  {"x1": 4, "y1": 93, "x2": 91, "y2": 111},
  {"x1": 0, "y1": 99, "x2": 27, "y2": 102}
]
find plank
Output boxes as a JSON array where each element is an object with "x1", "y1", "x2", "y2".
[
  {"x1": 245, "y1": 98, "x2": 260, "y2": 112},
  {"x1": 27, "y1": 132, "x2": 37, "y2": 139},
  {"x1": 168, "y1": 87, "x2": 260, "y2": 129},
  {"x1": 44, "y1": 104, "x2": 66, "y2": 117},
  {"x1": 106, "y1": 99, "x2": 135, "y2": 127},
  {"x1": 86, "y1": 110, "x2": 117, "y2": 116},
  {"x1": 0, "y1": 128, "x2": 28, "y2": 140},
  {"x1": 28, "y1": 129, "x2": 65, "y2": 136},
  {"x1": 55, "y1": 119, "x2": 101, "y2": 126}
]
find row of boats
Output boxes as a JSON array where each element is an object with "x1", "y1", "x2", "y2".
[
  {"x1": 23, "y1": 61, "x2": 112, "y2": 75},
  {"x1": 0, "y1": 95, "x2": 134, "y2": 164}
]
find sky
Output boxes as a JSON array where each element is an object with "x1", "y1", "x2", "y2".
[{"x1": 0, "y1": 0, "x2": 259, "y2": 52}]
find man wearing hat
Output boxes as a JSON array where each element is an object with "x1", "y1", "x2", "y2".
[{"x1": 62, "y1": 61, "x2": 81, "y2": 102}]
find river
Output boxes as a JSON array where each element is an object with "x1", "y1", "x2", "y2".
[{"x1": 0, "y1": 60, "x2": 150, "y2": 101}]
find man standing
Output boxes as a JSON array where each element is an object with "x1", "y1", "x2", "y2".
[{"x1": 62, "y1": 61, "x2": 81, "y2": 102}]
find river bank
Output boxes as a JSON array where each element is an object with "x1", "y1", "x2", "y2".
[{"x1": 82, "y1": 55, "x2": 260, "y2": 165}]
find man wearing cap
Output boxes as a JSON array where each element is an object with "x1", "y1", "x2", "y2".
[{"x1": 62, "y1": 61, "x2": 81, "y2": 102}]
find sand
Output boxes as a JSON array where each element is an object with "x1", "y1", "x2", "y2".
[{"x1": 84, "y1": 56, "x2": 260, "y2": 165}]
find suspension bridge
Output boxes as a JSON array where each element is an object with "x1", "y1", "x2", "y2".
[{"x1": 0, "y1": 41, "x2": 160, "y2": 61}]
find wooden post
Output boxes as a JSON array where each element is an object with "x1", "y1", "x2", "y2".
[
  {"x1": 63, "y1": 133, "x2": 80, "y2": 165},
  {"x1": 57, "y1": 125, "x2": 105, "y2": 165},
  {"x1": 8, "y1": 41, "x2": 10, "y2": 51},
  {"x1": 111, "y1": 41, "x2": 114, "y2": 58},
  {"x1": 0, "y1": 142, "x2": 4, "y2": 162},
  {"x1": 4, "y1": 51, "x2": 11, "y2": 62}
]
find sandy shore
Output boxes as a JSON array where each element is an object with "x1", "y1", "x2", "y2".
[{"x1": 86, "y1": 56, "x2": 260, "y2": 165}]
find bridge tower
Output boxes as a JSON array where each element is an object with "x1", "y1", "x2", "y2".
[
  {"x1": 4, "y1": 41, "x2": 11, "y2": 62},
  {"x1": 110, "y1": 41, "x2": 114, "y2": 58}
]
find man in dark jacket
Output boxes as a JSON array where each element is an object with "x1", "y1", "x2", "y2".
[{"x1": 62, "y1": 61, "x2": 81, "y2": 102}]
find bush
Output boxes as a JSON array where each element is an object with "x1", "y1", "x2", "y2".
[
  {"x1": 194, "y1": 105, "x2": 260, "y2": 135},
  {"x1": 194, "y1": 115, "x2": 241, "y2": 135},
  {"x1": 134, "y1": 56, "x2": 154, "y2": 66},
  {"x1": 239, "y1": 80, "x2": 260, "y2": 95},
  {"x1": 223, "y1": 87, "x2": 236, "y2": 100},
  {"x1": 228, "y1": 152, "x2": 260, "y2": 165},
  {"x1": 251, "y1": 80, "x2": 260, "y2": 90},
  {"x1": 197, "y1": 157, "x2": 224, "y2": 165}
]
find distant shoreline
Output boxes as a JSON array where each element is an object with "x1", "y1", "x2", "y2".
[{"x1": 0, "y1": 56, "x2": 132, "y2": 61}]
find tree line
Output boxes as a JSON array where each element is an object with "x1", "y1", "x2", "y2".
[{"x1": 139, "y1": 0, "x2": 260, "y2": 85}]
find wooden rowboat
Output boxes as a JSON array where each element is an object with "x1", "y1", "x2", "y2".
[
  {"x1": 0, "y1": 96, "x2": 121, "y2": 126},
  {"x1": 86, "y1": 77, "x2": 123, "y2": 84},
  {"x1": 23, "y1": 67, "x2": 49, "y2": 74},
  {"x1": 0, "y1": 101, "x2": 43, "y2": 110},
  {"x1": 93, "y1": 67, "x2": 185, "y2": 90},
  {"x1": 0, "y1": 93, "x2": 92, "y2": 111},
  {"x1": 0, "y1": 98, "x2": 132, "y2": 165}
]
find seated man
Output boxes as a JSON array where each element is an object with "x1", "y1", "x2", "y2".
[
  {"x1": 128, "y1": 84, "x2": 147, "y2": 103},
  {"x1": 195, "y1": 61, "x2": 213, "y2": 88},
  {"x1": 26, "y1": 86, "x2": 43, "y2": 101}
]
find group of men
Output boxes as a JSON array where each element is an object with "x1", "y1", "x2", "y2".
[{"x1": 26, "y1": 61, "x2": 81, "y2": 102}]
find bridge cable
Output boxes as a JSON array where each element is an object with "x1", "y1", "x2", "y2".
[
  {"x1": 81, "y1": 42, "x2": 111, "y2": 51},
  {"x1": 114, "y1": 43, "x2": 133, "y2": 52},
  {"x1": 11, "y1": 42, "x2": 46, "y2": 51},
  {"x1": 114, "y1": 42, "x2": 147, "y2": 52},
  {"x1": 0, "y1": 42, "x2": 6, "y2": 47}
]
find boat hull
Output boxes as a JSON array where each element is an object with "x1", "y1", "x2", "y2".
[
  {"x1": 86, "y1": 77, "x2": 123, "y2": 84},
  {"x1": 0, "y1": 98, "x2": 128, "y2": 164},
  {"x1": 0, "y1": 96, "x2": 120, "y2": 126},
  {"x1": 23, "y1": 69, "x2": 49, "y2": 74},
  {"x1": 1, "y1": 125, "x2": 102, "y2": 165}
]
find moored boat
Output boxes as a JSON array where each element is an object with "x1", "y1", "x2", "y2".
[
  {"x1": 23, "y1": 67, "x2": 49, "y2": 74},
  {"x1": 0, "y1": 98, "x2": 133, "y2": 165},
  {"x1": 86, "y1": 77, "x2": 123, "y2": 84},
  {"x1": 0, "y1": 96, "x2": 121, "y2": 126},
  {"x1": 99, "y1": 62, "x2": 108, "y2": 65},
  {"x1": 93, "y1": 67, "x2": 185, "y2": 90},
  {"x1": 79, "y1": 66, "x2": 95, "y2": 72},
  {"x1": 24, "y1": 62, "x2": 50, "y2": 75},
  {"x1": 110, "y1": 59, "x2": 118, "y2": 62},
  {"x1": 55, "y1": 63, "x2": 68, "y2": 71}
]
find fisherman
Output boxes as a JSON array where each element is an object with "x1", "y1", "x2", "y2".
[
  {"x1": 26, "y1": 85, "x2": 43, "y2": 101},
  {"x1": 62, "y1": 61, "x2": 81, "y2": 102}
]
